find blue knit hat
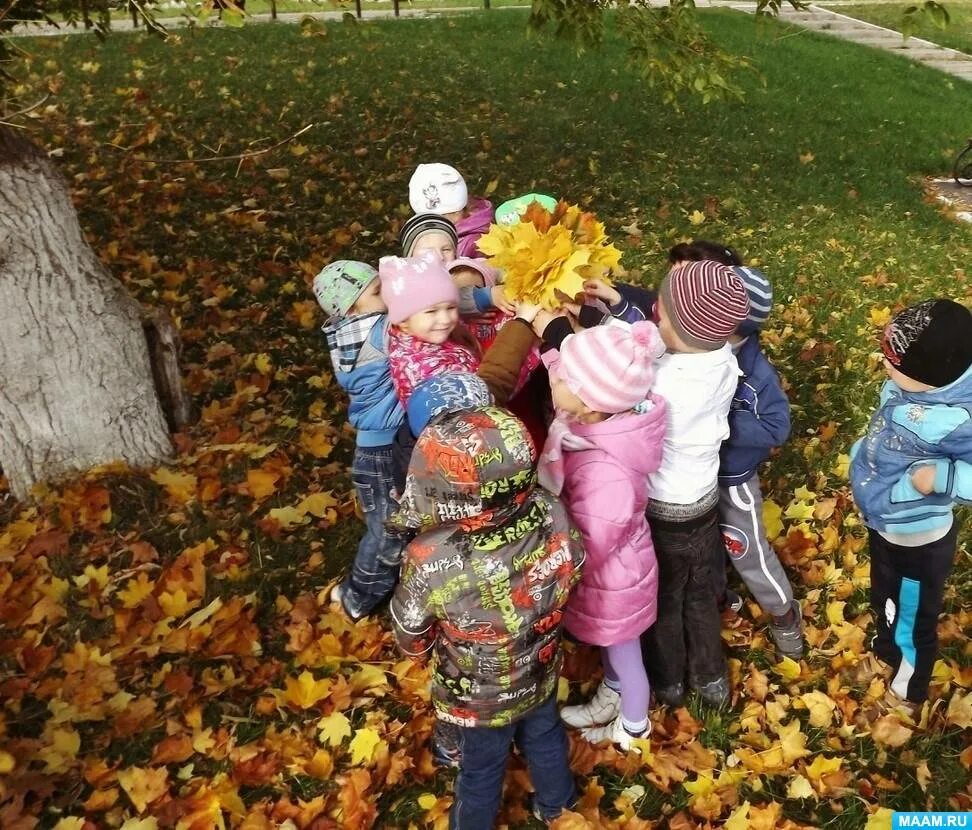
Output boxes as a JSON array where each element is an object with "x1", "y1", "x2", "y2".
[
  {"x1": 407, "y1": 373, "x2": 493, "y2": 437},
  {"x1": 732, "y1": 266, "x2": 773, "y2": 335}
]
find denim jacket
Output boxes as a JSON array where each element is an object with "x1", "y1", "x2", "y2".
[{"x1": 850, "y1": 363, "x2": 972, "y2": 536}]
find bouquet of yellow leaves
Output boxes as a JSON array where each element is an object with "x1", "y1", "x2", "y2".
[{"x1": 476, "y1": 200, "x2": 622, "y2": 309}]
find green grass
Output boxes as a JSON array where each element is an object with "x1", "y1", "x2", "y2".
[{"x1": 824, "y1": 1, "x2": 972, "y2": 54}]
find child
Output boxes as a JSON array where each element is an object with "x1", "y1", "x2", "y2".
[
  {"x1": 390, "y1": 406, "x2": 585, "y2": 829},
  {"x1": 640, "y1": 261, "x2": 750, "y2": 708},
  {"x1": 850, "y1": 299, "x2": 972, "y2": 715},
  {"x1": 717, "y1": 266, "x2": 804, "y2": 659},
  {"x1": 380, "y1": 253, "x2": 480, "y2": 407},
  {"x1": 400, "y1": 212, "x2": 459, "y2": 263},
  {"x1": 312, "y1": 261, "x2": 404, "y2": 620},
  {"x1": 538, "y1": 322, "x2": 667, "y2": 751},
  {"x1": 408, "y1": 162, "x2": 494, "y2": 258}
]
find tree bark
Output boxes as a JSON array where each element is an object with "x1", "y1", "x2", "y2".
[{"x1": 0, "y1": 126, "x2": 173, "y2": 500}]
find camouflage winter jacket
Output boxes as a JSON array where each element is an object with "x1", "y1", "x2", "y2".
[{"x1": 389, "y1": 406, "x2": 585, "y2": 728}]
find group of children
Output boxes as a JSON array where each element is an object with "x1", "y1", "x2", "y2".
[{"x1": 312, "y1": 162, "x2": 972, "y2": 828}]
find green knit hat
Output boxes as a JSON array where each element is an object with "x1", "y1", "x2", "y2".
[
  {"x1": 494, "y1": 193, "x2": 558, "y2": 225},
  {"x1": 312, "y1": 260, "x2": 378, "y2": 318}
]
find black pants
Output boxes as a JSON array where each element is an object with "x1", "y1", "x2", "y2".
[
  {"x1": 642, "y1": 508, "x2": 727, "y2": 689},
  {"x1": 868, "y1": 525, "x2": 957, "y2": 703}
]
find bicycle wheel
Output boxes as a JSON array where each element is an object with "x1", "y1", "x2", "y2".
[{"x1": 955, "y1": 142, "x2": 972, "y2": 187}]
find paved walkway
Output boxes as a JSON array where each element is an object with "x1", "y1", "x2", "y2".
[{"x1": 10, "y1": 1, "x2": 972, "y2": 83}]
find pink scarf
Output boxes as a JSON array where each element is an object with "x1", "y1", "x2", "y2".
[
  {"x1": 388, "y1": 326, "x2": 480, "y2": 406},
  {"x1": 538, "y1": 415, "x2": 596, "y2": 496}
]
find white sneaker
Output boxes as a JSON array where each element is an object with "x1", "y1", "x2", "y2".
[
  {"x1": 581, "y1": 714, "x2": 651, "y2": 753},
  {"x1": 560, "y1": 681, "x2": 622, "y2": 729}
]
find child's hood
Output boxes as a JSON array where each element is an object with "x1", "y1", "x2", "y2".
[
  {"x1": 390, "y1": 406, "x2": 537, "y2": 533},
  {"x1": 893, "y1": 361, "x2": 972, "y2": 407},
  {"x1": 458, "y1": 197, "x2": 495, "y2": 234},
  {"x1": 569, "y1": 394, "x2": 667, "y2": 476}
]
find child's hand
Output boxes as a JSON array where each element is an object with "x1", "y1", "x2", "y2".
[
  {"x1": 911, "y1": 464, "x2": 937, "y2": 495},
  {"x1": 583, "y1": 279, "x2": 621, "y2": 306},
  {"x1": 532, "y1": 309, "x2": 558, "y2": 337},
  {"x1": 491, "y1": 285, "x2": 517, "y2": 315},
  {"x1": 515, "y1": 301, "x2": 541, "y2": 325}
]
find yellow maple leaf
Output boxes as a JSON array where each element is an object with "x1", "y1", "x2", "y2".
[
  {"x1": 773, "y1": 656, "x2": 802, "y2": 682},
  {"x1": 865, "y1": 807, "x2": 895, "y2": 830},
  {"x1": 825, "y1": 600, "x2": 846, "y2": 626},
  {"x1": 417, "y1": 793, "x2": 438, "y2": 810},
  {"x1": 246, "y1": 468, "x2": 280, "y2": 501},
  {"x1": 800, "y1": 690, "x2": 837, "y2": 727},
  {"x1": 724, "y1": 801, "x2": 750, "y2": 830},
  {"x1": 53, "y1": 819, "x2": 86, "y2": 830},
  {"x1": 804, "y1": 755, "x2": 842, "y2": 791},
  {"x1": 832, "y1": 453, "x2": 850, "y2": 479},
  {"x1": 786, "y1": 774, "x2": 815, "y2": 800},
  {"x1": 253, "y1": 353, "x2": 273, "y2": 374},
  {"x1": 688, "y1": 209, "x2": 706, "y2": 225},
  {"x1": 776, "y1": 719, "x2": 811, "y2": 764},
  {"x1": 74, "y1": 563, "x2": 109, "y2": 590},
  {"x1": 0, "y1": 750, "x2": 14, "y2": 774},
  {"x1": 348, "y1": 727, "x2": 381, "y2": 766},
  {"x1": 793, "y1": 485, "x2": 816, "y2": 501},
  {"x1": 350, "y1": 664, "x2": 390, "y2": 696},
  {"x1": 282, "y1": 670, "x2": 331, "y2": 709},
  {"x1": 317, "y1": 712, "x2": 352, "y2": 747},
  {"x1": 298, "y1": 491, "x2": 339, "y2": 520},
  {"x1": 870, "y1": 715, "x2": 914, "y2": 747},
  {"x1": 118, "y1": 766, "x2": 169, "y2": 813},
  {"x1": 784, "y1": 500, "x2": 816, "y2": 521},
  {"x1": 869, "y1": 306, "x2": 892, "y2": 328},
  {"x1": 150, "y1": 468, "x2": 198, "y2": 504},
  {"x1": 946, "y1": 690, "x2": 972, "y2": 729},
  {"x1": 39, "y1": 727, "x2": 81, "y2": 773},
  {"x1": 300, "y1": 425, "x2": 336, "y2": 459},
  {"x1": 763, "y1": 499, "x2": 784, "y2": 541},
  {"x1": 119, "y1": 819, "x2": 160, "y2": 830},
  {"x1": 267, "y1": 506, "x2": 311, "y2": 530},
  {"x1": 118, "y1": 572, "x2": 155, "y2": 609},
  {"x1": 158, "y1": 588, "x2": 197, "y2": 618}
]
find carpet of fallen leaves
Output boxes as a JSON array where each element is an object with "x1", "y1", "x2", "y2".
[{"x1": 1, "y1": 10, "x2": 971, "y2": 830}]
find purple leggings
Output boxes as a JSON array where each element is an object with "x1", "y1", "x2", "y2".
[{"x1": 602, "y1": 638, "x2": 651, "y2": 724}]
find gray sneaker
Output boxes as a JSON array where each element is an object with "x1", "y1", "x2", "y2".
[
  {"x1": 696, "y1": 676, "x2": 730, "y2": 709},
  {"x1": 769, "y1": 600, "x2": 805, "y2": 660}
]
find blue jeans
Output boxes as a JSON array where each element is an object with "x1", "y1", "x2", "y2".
[
  {"x1": 341, "y1": 445, "x2": 402, "y2": 619},
  {"x1": 450, "y1": 694, "x2": 575, "y2": 830}
]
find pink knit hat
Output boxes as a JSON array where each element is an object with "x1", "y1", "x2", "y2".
[
  {"x1": 379, "y1": 253, "x2": 460, "y2": 325},
  {"x1": 545, "y1": 320, "x2": 665, "y2": 414},
  {"x1": 660, "y1": 261, "x2": 750, "y2": 350},
  {"x1": 447, "y1": 257, "x2": 499, "y2": 288}
]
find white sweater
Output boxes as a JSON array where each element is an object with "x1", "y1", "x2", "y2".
[{"x1": 649, "y1": 344, "x2": 741, "y2": 505}]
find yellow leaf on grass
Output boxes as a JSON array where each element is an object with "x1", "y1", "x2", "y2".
[
  {"x1": 725, "y1": 801, "x2": 750, "y2": 830},
  {"x1": 870, "y1": 715, "x2": 913, "y2": 747},
  {"x1": 777, "y1": 719, "x2": 811, "y2": 764},
  {"x1": 417, "y1": 793, "x2": 438, "y2": 810},
  {"x1": 784, "y1": 501, "x2": 816, "y2": 521},
  {"x1": 254, "y1": 353, "x2": 273, "y2": 374},
  {"x1": 40, "y1": 727, "x2": 81, "y2": 773},
  {"x1": 804, "y1": 755, "x2": 842, "y2": 790},
  {"x1": 118, "y1": 766, "x2": 169, "y2": 813},
  {"x1": 150, "y1": 468, "x2": 198, "y2": 503},
  {"x1": 946, "y1": 690, "x2": 972, "y2": 729},
  {"x1": 351, "y1": 664, "x2": 390, "y2": 695},
  {"x1": 786, "y1": 774, "x2": 815, "y2": 800},
  {"x1": 869, "y1": 307, "x2": 892, "y2": 328},
  {"x1": 800, "y1": 690, "x2": 837, "y2": 727},
  {"x1": 348, "y1": 727, "x2": 381, "y2": 766},
  {"x1": 688, "y1": 209, "x2": 706, "y2": 225},
  {"x1": 118, "y1": 572, "x2": 155, "y2": 609},
  {"x1": 158, "y1": 588, "x2": 196, "y2": 618},
  {"x1": 246, "y1": 469, "x2": 280, "y2": 501},
  {"x1": 826, "y1": 600, "x2": 846, "y2": 626},
  {"x1": 119, "y1": 819, "x2": 159, "y2": 830},
  {"x1": 300, "y1": 425, "x2": 336, "y2": 459},
  {"x1": 763, "y1": 499, "x2": 784, "y2": 541},
  {"x1": 865, "y1": 807, "x2": 895, "y2": 830},
  {"x1": 0, "y1": 750, "x2": 14, "y2": 774},
  {"x1": 773, "y1": 656, "x2": 801, "y2": 682},
  {"x1": 298, "y1": 491, "x2": 339, "y2": 520},
  {"x1": 318, "y1": 712, "x2": 352, "y2": 747},
  {"x1": 267, "y1": 506, "x2": 311, "y2": 530},
  {"x1": 283, "y1": 670, "x2": 331, "y2": 709},
  {"x1": 832, "y1": 453, "x2": 850, "y2": 479},
  {"x1": 793, "y1": 485, "x2": 817, "y2": 501}
]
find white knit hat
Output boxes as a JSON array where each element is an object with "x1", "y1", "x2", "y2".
[{"x1": 408, "y1": 163, "x2": 468, "y2": 215}]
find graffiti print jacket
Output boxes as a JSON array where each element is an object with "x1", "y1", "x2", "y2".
[{"x1": 389, "y1": 406, "x2": 585, "y2": 728}]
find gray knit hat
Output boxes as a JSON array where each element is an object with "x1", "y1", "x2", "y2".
[
  {"x1": 399, "y1": 213, "x2": 458, "y2": 257},
  {"x1": 312, "y1": 260, "x2": 378, "y2": 318}
]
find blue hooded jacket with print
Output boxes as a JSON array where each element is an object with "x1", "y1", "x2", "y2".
[{"x1": 850, "y1": 363, "x2": 972, "y2": 536}]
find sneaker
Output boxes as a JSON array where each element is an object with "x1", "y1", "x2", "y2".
[
  {"x1": 329, "y1": 582, "x2": 363, "y2": 622},
  {"x1": 654, "y1": 682, "x2": 685, "y2": 708},
  {"x1": 581, "y1": 714, "x2": 651, "y2": 753},
  {"x1": 695, "y1": 676, "x2": 730, "y2": 709},
  {"x1": 560, "y1": 681, "x2": 622, "y2": 729},
  {"x1": 769, "y1": 600, "x2": 805, "y2": 660},
  {"x1": 723, "y1": 590, "x2": 744, "y2": 613}
]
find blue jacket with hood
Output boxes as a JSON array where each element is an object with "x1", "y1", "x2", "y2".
[
  {"x1": 850, "y1": 363, "x2": 972, "y2": 536},
  {"x1": 718, "y1": 336, "x2": 791, "y2": 486}
]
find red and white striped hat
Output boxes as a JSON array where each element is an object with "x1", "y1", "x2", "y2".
[
  {"x1": 660, "y1": 261, "x2": 750, "y2": 350},
  {"x1": 554, "y1": 320, "x2": 665, "y2": 414}
]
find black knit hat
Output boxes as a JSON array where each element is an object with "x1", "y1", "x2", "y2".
[
  {"x1": 399, "y1": 213, "x2": 458, "y2": 256},
  {"x1": 881, "y1": 299, "x2": 972, "y2": 388}
]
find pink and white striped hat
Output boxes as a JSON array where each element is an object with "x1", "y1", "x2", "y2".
[
  {"x1": 660, "y1": 261, "x2": 750, "y2": 350},
  {"x1": 551, "y1": 320, "x2": 665, "y2": 414}
]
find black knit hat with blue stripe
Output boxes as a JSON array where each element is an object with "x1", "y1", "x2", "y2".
[{"x1": 731, "y1": 266, "x2": 773, "y2": 336}]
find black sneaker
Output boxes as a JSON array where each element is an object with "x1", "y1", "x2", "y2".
[
  {"x1": 654, "y1": 682, "x2": 685, "y2": 707},
  {"x1": 723, "y1": 590, "x2": 744, "y2": 613}
]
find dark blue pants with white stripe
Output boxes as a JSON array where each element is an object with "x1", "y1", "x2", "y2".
[{"x1": 868, "y1": 524, "x2": 957, "y2": 703}]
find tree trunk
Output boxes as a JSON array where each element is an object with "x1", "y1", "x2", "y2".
[{"x1": 0, "y1": 126, "x2": 173, "y2": 500}]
